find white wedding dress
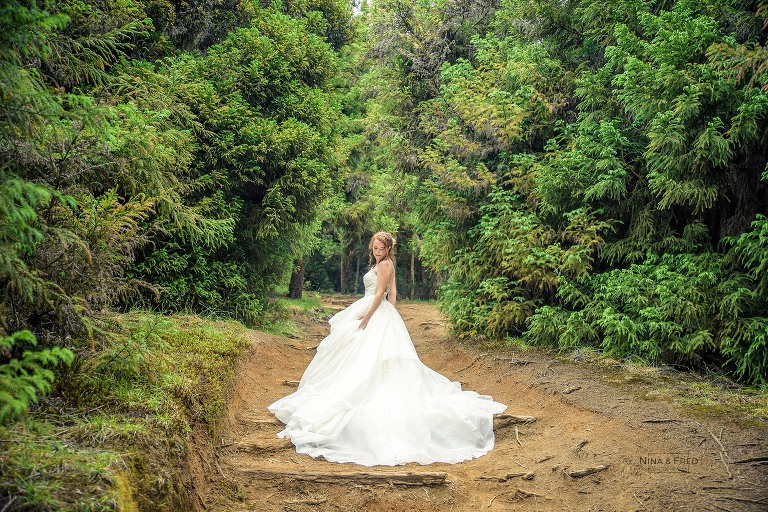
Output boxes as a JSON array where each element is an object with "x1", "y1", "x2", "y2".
[{"x1": 268, "y1": 266, "x2": 507, "y2": 466}]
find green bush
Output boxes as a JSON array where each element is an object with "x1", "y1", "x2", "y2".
[{"x1": 525, "y1": 251, "x2": 768, "y2": 385}]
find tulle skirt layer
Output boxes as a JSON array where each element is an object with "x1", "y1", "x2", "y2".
[{"x1": 267, "y1": 296, "x2": 507, "y2": 466}]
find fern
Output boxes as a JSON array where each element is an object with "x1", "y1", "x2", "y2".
[
  {"x1": 524, "y1": 305, "x2": 567, "y2": 345},
  {"x1": 0, "y1": 330, "x2": 74, "y2": 423},
  {"x1": 725, "y1": 214, "x2": 768, "y2": 294},
  {"x1": 720, "y1": 316, "x2": 768, "y2": 386},
  {"x1": 40, "y1": 0, "x2": 152, "y2": 89}
]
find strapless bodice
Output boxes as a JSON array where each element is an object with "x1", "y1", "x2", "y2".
[{"x1": 363, "y1": 268, "x2": 377, "y2": 296}]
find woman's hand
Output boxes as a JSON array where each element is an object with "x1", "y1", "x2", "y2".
[{"x1": 358, "y1": 313, "x2": 371, "y2": 330}]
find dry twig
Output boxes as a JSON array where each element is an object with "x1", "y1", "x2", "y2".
[
  {"x1": 284, "y1": 498, "x2": 328, "y2": 505},
  {"x1": 510, "y1": 488, "x2": 543, "y2": 499},
  {"x1": 565, "y1": 465, "x2": 610, "y2": 478},
  {"x1": 708, "y1": 427, "x2": 728, "y2": 455},
  {"x1": 477, "y1": 471, "x2": 535, "y2": 482},
  {"x1": 734, "y1": 456, "x2": 768, "y2": 464},
  {"x1": 196, "y1": 490, "x2": 208, "y2": 510},
  {"x1": 713, "y1": 496, "x2": 768, "y2": 506},
  {"x1": 1, "y1": 497, "x2": 18, "y2": 512},
  {"x1": 288, "y1": 344, "x2": 318, "y2": 350},
  {"x1": 719, "y1": 451, "x2": 733, "y2": 479},
  {"x1": 493, "y1": 356, "x2": 533, "y2": 365}
]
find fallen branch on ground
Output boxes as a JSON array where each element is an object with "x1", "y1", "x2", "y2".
[
  {"x1": 288, "y1": 344, "x2": 318, "y2": 350},
  {"x1": 507, "y1": 489, "x2": 544, "y2": 499},
  {"x1": 240, "y1": 469, "x2": 447, "y2": 486},
  {"x1": 707, "y1": 426, "x2": 728, "y2": 455},
  {"x1": 565, "y1": 465, "x2": 609, "y2": 478},
  {"x1": 476, "y1": 471, "x2": 534, "y2": 482},
  {"x1": 493, "y1": 356, "x2": 533, "y2": 365},
  {"x1": 282, "y1": 380, "x2": 300, "y2": 387},
  {"x1": 574, "y1": 440, "x2": 589, "y2": 453},
  {"x1": 284, "y1": 498, "x2": 328, "y2": 505},
  {"x1": 719, "y1": 451, "x2": 733, "y2": 479},
  {"x1": 713, "y1": 496, "x2": 768, "y2": 506},
  {"x1": 706, "y1": 425, "x2": 732, "y2": 479},
  {"x1": 476, "y1": 475, "x2": 507, "y2": 482},
  {"x1": 419, "y1": 321, "x2": 445, "y2": 327},
  {"x1": 494, "y1": 414, "x2": 536, "y2": 430},
  {"x1": 488, "y1": 488, "x2": 545, "y2": 507},
  {"x1": 734, "y1": 456, "x2": 768, "y2": 464},
  {"x1": 247, "y1": 418, "x2": 281, "y2": 425}
]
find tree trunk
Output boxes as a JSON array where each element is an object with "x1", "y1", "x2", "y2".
[
  {"x1": 355, "y1": 255, "x2": 361, "y2": 294},
  {"x1": 288, "y1": 258, "x2": 305, "y2": 299},
  {"x1": 410, "y1": 249, "x2": 415, "y2": 299},
  {"x1": 340, "y1": 250, "x2": 347, "y2": 294}
]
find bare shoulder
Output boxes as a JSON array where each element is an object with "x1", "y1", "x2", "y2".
[{"x1": 376, "y1": 259, "x2": 393, "y2": 276}]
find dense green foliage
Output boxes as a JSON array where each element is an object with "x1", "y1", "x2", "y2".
[
  {"x1": 0, "y1": 0, "x2": 351, "y2": 367},
  {"x1": 0, "y1": 0, "x2": 351, "y2": 507},
  {"x1": 350, "y1": 0, "x2": 768, "y2": 385},
  {"x1": 2, "y1": 0, "x2": 768, "y2": 507}
]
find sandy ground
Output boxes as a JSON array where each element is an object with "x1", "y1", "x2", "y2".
[{"x1": 189, "y1": 297, "x2": 768, "y2": 512}]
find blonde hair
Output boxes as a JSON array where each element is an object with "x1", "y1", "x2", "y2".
[{"x1": 368, "y1": 231, "x2": 396, "y2": 267}]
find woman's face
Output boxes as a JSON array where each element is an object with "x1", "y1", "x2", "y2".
[{"x1": 372, "y1": 240, "x2": 389, "y2": 263}]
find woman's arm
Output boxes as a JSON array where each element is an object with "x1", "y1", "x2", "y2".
[{"x1": 358, "y1": 259, "x2": 393, "y2": 330}]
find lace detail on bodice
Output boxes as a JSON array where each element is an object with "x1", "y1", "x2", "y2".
[{"x1": 363, "y1": 268, "x2": 378, "y2": 296}]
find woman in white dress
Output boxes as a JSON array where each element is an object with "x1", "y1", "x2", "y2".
[{"x1": 268, "y1": 231, "x2": 507, "y2": 466}]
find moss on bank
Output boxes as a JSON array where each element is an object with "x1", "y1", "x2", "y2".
[{"x1": 0, "y1": 312, "x2": 250, "y2": 511}]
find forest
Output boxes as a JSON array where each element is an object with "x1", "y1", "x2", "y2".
[{"x1": 1, "y1": 0, "x2": 767, "y2": 509}]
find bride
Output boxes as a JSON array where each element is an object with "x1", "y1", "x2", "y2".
[{"x1": 268, "y1": 231, "x2": 507, "y2": 466}]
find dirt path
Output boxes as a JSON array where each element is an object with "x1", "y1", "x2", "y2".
[{"x1": 194, "y1": 299, "x2": 767, "y2": 512}]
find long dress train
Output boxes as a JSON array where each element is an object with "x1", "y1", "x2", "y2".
[{"x1": 268, "y1": 267, "x2": 507, "y2": 466}]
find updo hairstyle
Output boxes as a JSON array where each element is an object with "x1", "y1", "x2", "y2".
[{"x1": 368, "y1": 231, "x2": 396, "y2": 267}]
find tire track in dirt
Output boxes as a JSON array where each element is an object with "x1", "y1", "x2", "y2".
[{"x1": 197, "y1": 298, "x2": 768, "y2": 512}]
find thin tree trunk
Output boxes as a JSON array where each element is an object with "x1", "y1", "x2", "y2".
[
  {"x1": 410, "y1": 249, "x2": 415, "y2": 299},
  {"x1": 288, "y1": 258, "x2": 305, "y2": 299},
  {"x1": 340, "y1": 250, "x2": 347, "y2": 294},
  {"x1": 355, "y1": 255, "x2": 361, "y2": 294}
]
